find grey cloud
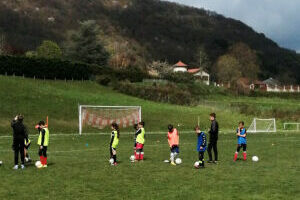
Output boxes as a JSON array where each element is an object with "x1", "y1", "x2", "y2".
[{"x1": 164, "y1": 0, "x2": 300, "y2": 52}]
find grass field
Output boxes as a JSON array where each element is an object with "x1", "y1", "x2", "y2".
[
  {"x1": 0, "y1": 75, "x2": 299, "y2": 199},
  {"x1": 0, "y1": 132, "x2": 299, "y2": 200}
]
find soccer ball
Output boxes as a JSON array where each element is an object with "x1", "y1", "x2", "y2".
[
  {"x1": 0, "y1": 160, "x2": 2, "y2": 165},
  {"x1": 175, "y1": 158, "x2": 182, "y2": 165},
  {"x1": 35, "y1": 161, "x2": 42, "y2": 168},
  {"x1": 252, "y1": 156, "x2": 259, "y2": 162},
  {"x1": 109, "y1": 158, "x2": 114, "y2": 164},
  {"x1": 194, "y1": 161, "x2": 200, "y2": 169},
  {"x1": 130, "y1": 155, "x2": 135, "y2": 161}
]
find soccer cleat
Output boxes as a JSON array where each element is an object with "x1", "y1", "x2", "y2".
[
  {"x1": 171, "y1": 161, "x2": 176, "y2": 166},
  {"x1": 25, "y1": 157, "x2": 29, "y2": 162},
  {"x1": 207, "y1": 160, "x2": 213, "y2": 164},
  {"x1": 13, "y1": 165, "x2": 18, "y2": 170},
  {"x1": 42, "y1": 165, "x2": 47, "y2": 168},
  {"x1": 21, "y1": 165, "x2": 25, "y2": 169},
  {"x1": 213, "y1": 160, "x2": 218, "y2": 164}
]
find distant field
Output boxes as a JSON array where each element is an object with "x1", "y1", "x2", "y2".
[
  {"x1": 0, "y1": 132, "x2": 299, "y2": 200},
  {"x1": 0, "y1": 76, "x2": 299, "y2": 135}
]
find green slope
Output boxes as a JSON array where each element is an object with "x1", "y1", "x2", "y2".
[{"x1": 0, "y1": 75, "x2": 251, "y2": 135}]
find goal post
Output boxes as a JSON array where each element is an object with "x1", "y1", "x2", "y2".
[
  {"x1": 247, "y1": 118, "x2": 276, "y2": 133},
  {"x1": 283, "y1": 123, "x2": 300, "y2": 131},
  {"x1": 78, "y1": 105, "x2": 142, "y2": 135}
]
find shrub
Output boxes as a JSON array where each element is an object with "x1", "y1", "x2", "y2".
[{"x1": 0, "y1": 55, "x2": 100, "y2": 80}]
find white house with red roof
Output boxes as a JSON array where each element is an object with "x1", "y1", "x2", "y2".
[{"x1": 173, "y1": 61, "x2": 210, "y2": 85}]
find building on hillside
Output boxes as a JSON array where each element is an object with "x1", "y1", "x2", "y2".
[
  {"x1": 173, "y1": 61, "x2": 188, "y2": 72},
  {"x1": 238, "y1": 78, "x2": 267, "y2": 91},
  {"x1": 188, "y1": 68, "x2": 210, "y2": 85},
  {"x1": 173, "y1": 61, "x2": 210, "y2": 85}
]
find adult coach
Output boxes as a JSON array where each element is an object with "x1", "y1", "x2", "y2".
[
  {"x1": 11, "y1": 114, "x2": 28, "y2": 169},
  {"x1": 208, "y1": 113, "x2": 219, "y2": 163}
]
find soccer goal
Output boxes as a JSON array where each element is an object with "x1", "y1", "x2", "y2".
[
  {"x1": 247, "y1": 118, "x2": 276, "y2": 133},
  {"x1": 283, "y1": 123, "x2": 300, "y2": 131},
  {"x1": 78, "y1": 105, "x2": 141, "y2": 135}
]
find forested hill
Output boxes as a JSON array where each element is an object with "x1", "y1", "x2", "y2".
[{"x1": 0, "y1": 0, "x2": 299, "y2": 83}]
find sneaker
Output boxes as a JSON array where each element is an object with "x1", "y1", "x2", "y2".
[
  {"x1": 25, "y1": 157, "x2": 29, "y2": 162},
  {"x1": 171, "y1": 161, "x2": 176, "y2": 166},
  {"x1": 207, "y1": 160, "x2": 213, "y2": 164},
  {"x1": 213, "y1": 160, "x2": 218, "y2": 164},
  {"x1": 42, "y1": 165, "x2": 47, "y2": 168},
  {"x1": 13, "y1": 165, "x2": 18, "y2": 170},
  {"x1": 21, "y1": 165, "x2": 25, "y2": 169}
]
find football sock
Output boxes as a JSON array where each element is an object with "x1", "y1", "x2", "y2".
[
  {"x1": 40, "y1": 156, "x2": 44, "y2": 164},
  {"x1": 234, "y1": 152, "x2": 238, "y2": 161},
  {"x1": 140, "y1": 152, "x2": 144, "y2": 160},
  {"x1": 135, "y1": 152, "x2": 140, "y2": 160},
  {"x1": 243, "y1": 152, "x2": 247, "y2": 160},
  {"x1": 170, "y1": 153, "x2": 175, "y2": 162}
]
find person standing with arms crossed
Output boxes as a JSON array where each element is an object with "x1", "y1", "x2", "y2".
[
  {"x1": 11, "y1": 114, "x2": 27, "y2": 170},
  {"x1": 208, "y1": 113, "x2": 219, "y2": 164}
]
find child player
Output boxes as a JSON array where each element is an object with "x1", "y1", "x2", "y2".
[
  {"x1": 167, "y1": 124, "x2": 179, "y2": 166},
  {"x1": 135, "y1": 121, "x2": 145, "y2": 161},
  {"x1": 36, "y1": 120, "x2": 50, "y2": 168},
  {"x1": 110, "y1": 122, "x2": 120, "y2": 166},
  {"x1": 24, "y1": 133, "x2": 31, "y2": 163},
  {"x1": 132, "y1": 123, "x2": 138, "y2": 162},
  {"x1": 234, "y1": 121, "x2": 247, "y2": 161},
  {"x1": 195, "y1": 125, "x2": 207, "y2": 168}
]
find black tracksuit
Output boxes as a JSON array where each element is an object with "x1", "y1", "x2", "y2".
[
  {"x1": 11, "y1": 120, "x2": 28, "y2": 165},
  {"x1": 208, "y1": 119, "x2": 219, "y2": 161}
]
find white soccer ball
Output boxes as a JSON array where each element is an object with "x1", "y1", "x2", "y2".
[
  {"x1": 252, "y1": 156, "x2": 259, "y2": 162},
  {"x1": 109, "y1": 158, "x2": 114, "y2": 164},
  {"x1": 35, "y1": 161, "x2": 42, "y2": 168},
  {"x1": 175, "y1": 158, "x2": 182, "y2": 165},
  {"x1": 130, "y1": 155, "x2": 135, "y2": 161},
  {"x1": 194, "y1": 161, "x2": 200, "y2": 168},
  {"x1": 0, "y1": 160, "x2": 2, "y2": 165}
]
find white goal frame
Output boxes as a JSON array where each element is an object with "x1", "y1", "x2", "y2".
[
  {"x1": 247, "y1": 118, "x2": 276, "y2": 133},
  {"x1": 78, "y1": 105, "x2": 142, "y2": 135},
  {"x1": 283, "y1": 123, "x2": 300, "y2": 131}
]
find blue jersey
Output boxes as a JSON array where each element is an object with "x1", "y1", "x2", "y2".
[
  {"x1": 237, "y1": 128, "x2": 247, "y2": 144},
  {"x1": 197, "y1": 132, "x2": 207, "y2": 152}
]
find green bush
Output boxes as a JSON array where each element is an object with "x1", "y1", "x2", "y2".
[
  {"x1": 163, "y1": 72, "x2": 195, "y2": 83},
  {"x1": 0, "y1": 55, "x2": 100, "y2": 80}
]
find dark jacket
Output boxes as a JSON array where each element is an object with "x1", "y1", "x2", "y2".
[
  {"x1": 209, "y1": 120, "x2": 219, "y2": 142},
  {"x1": 11, "y1": 120, "x2": 27, "y2": 140}
]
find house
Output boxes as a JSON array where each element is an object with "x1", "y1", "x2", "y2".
[
  {"x1": 173, "y1": 61, "x2": 210, "y2": 85},
  {"x1": 188, "y1": 68, "x2": 210, "y2": 85},
  {"x1": 173, "y1": 61, "x2": 188, "y2": 72}
]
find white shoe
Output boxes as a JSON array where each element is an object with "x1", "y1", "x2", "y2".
[
  {"x1": 13, "y1": 165, "x2": 18, "y2": 170},
  {"x1": 25, "y1": 157, "x2": 29, "y2": 162},
  {"x1": 21, "y1": 165, "x2": 25, "y2": 169}
]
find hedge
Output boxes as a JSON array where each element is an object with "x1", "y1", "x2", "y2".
[{"x1": 0, "y1": 55, "x2": 100, "y2": 80}]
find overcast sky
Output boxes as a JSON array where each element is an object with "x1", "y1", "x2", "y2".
[{"x1": 165, "y1": 0, "x2": 300, "y2": 52}]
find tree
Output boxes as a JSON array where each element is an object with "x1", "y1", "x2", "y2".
[
  {"x1": 0, "y1": 33, "x2": 6, "y2": 55},
  {"x1": 148, "y1": 60, "x2": 173, "y2": 78},
  {"x1": 36, "y1": 40, "x2": 62, "y2": 59},
  {"x1": 215, "y1": 54, "x2": 242, "y2": 88},
  {"x1": 195, "y1": 47, "x2": 211, "y2": 70},
  {"x1": 64, "y1": 20, "x2": 109, "y2": 66},
  {"x1": 229, "y1": 42, "x2": 260, "y2": 81}
]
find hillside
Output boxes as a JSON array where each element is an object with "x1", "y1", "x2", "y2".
[
  {"x1": 0, "y1": 75, "x2": 299, "y2": 135},
  {"x1": 0, "y1": 0, "x2": 299, "y2": 83}
]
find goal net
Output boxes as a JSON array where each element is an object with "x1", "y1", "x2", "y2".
[
  {"x1": 247, "y1": 118, "x2": 276, "y2": 133},
  {"x1": 79, "y1": 105, "x2": 141, "y2": 135}
]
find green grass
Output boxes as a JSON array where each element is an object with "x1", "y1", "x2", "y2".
[
  {"x1": 0, "y1": 132, "x2": 299, "y2": 200},
  {"x1": 0, "y1": 75, "x2": 298, "y2": 135},
  {"x1": 0, "y1": 76, "x2": 299, "y2": 199}
]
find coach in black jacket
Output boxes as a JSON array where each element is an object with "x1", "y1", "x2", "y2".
[
  {"x1": 208, "y1": 113, "x2": 219, "y2": 163},
  {"x1": 11, "y1": 114, "x2": 28, "y2": 169}
]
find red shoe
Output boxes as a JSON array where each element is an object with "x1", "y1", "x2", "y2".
[
  {"x1": 243, "y1": 152, "x2": 247, "y2": 161},
  {"x1": 234, "y1": 153, "x2": 238, "y2": 161}
]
